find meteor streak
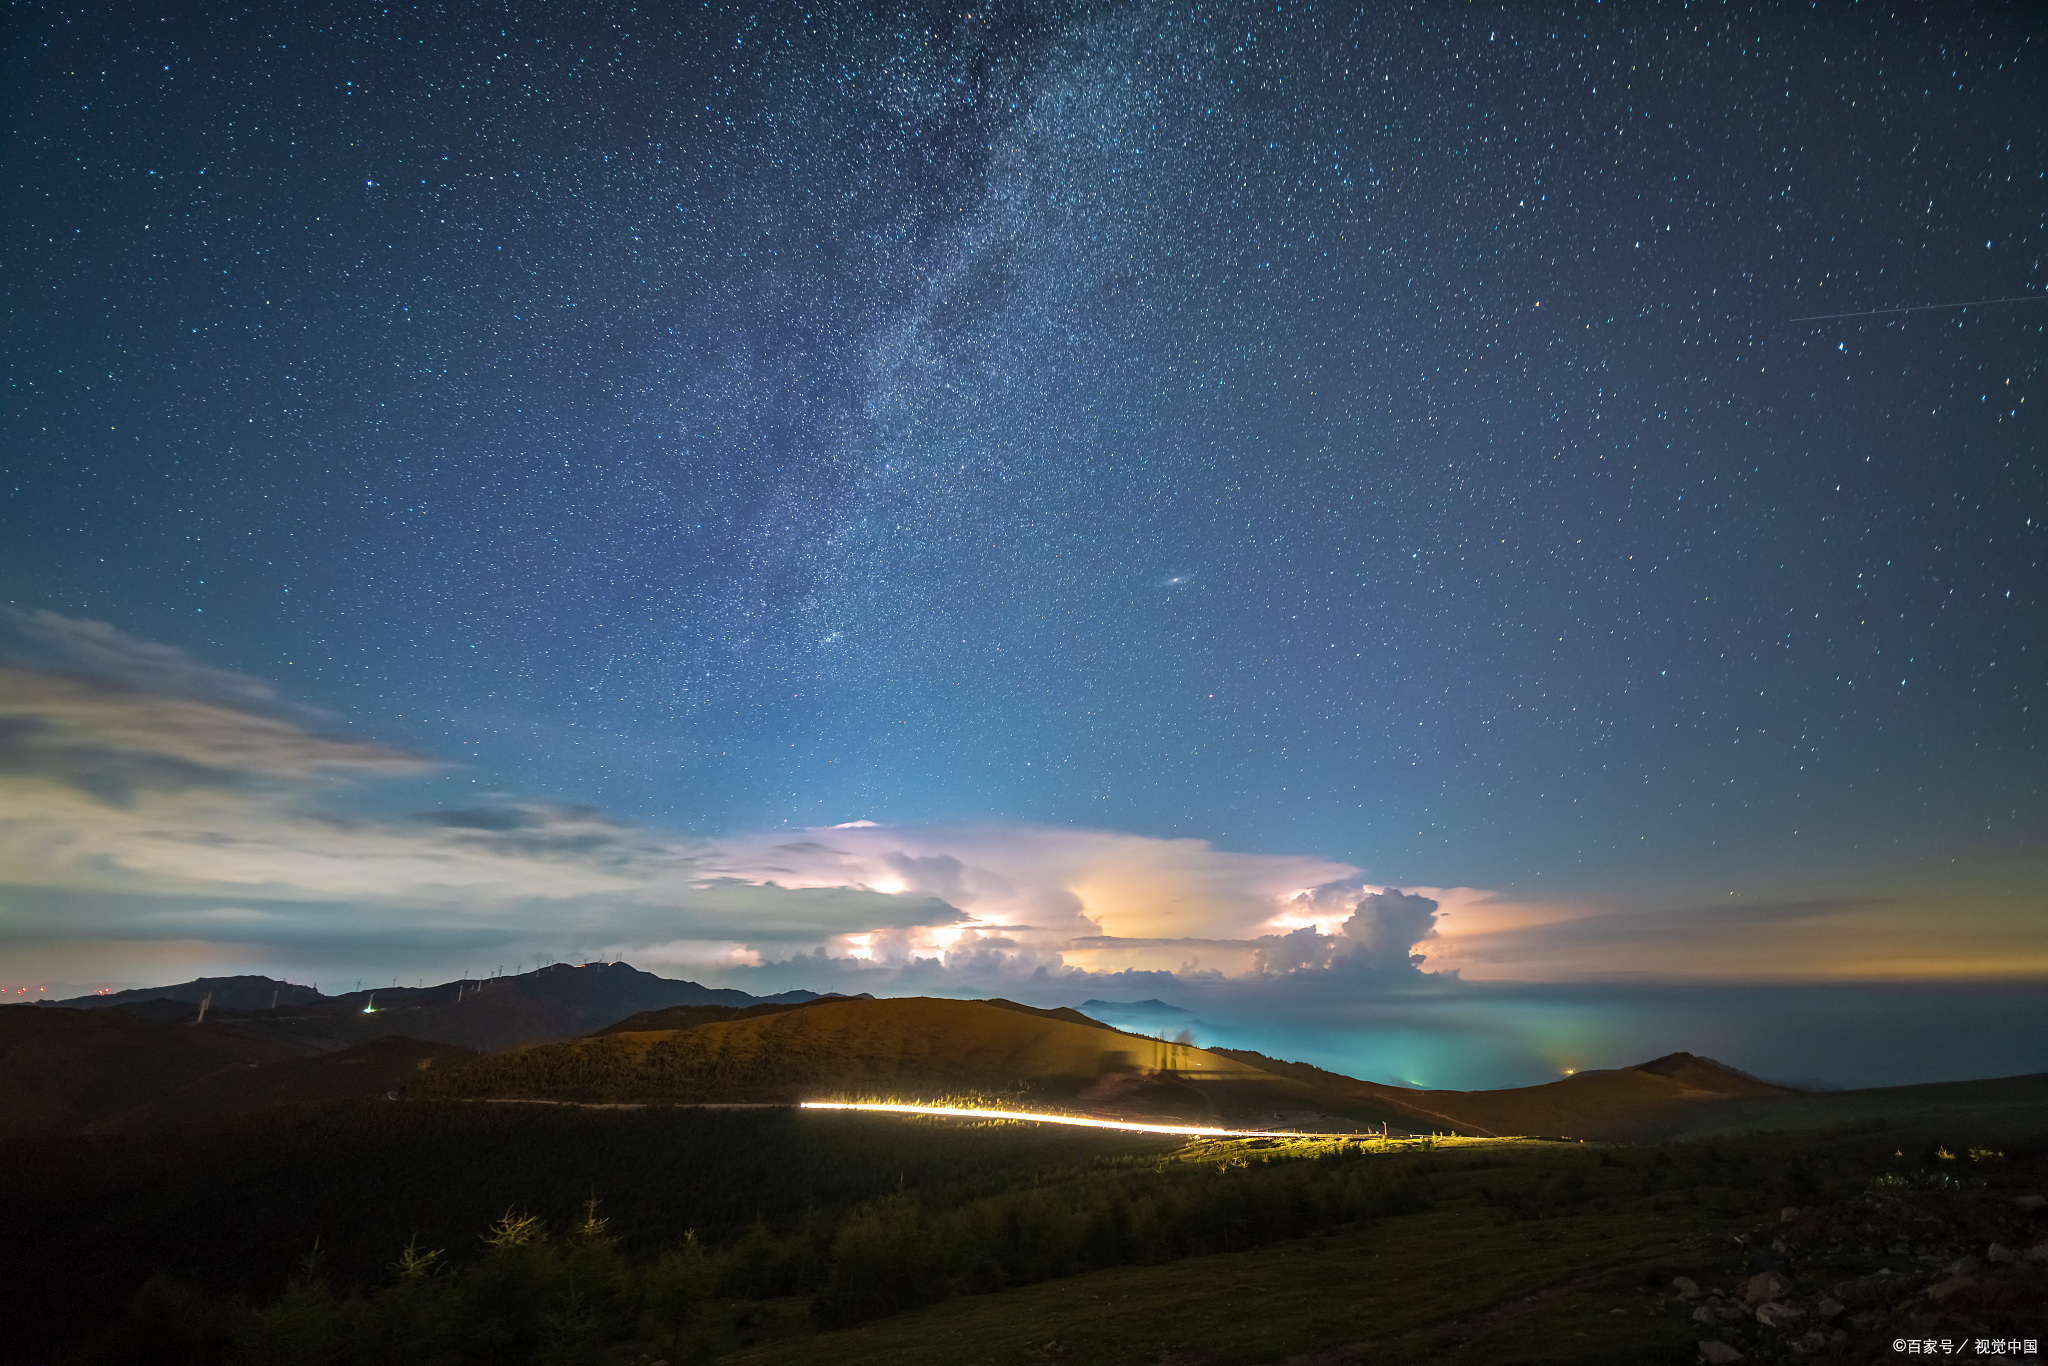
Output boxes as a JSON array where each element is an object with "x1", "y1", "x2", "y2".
[
  {"x1": 799, "y1": 1100, "x2": 1343, "y2": 1138},
  {"x1": 1789, "y1": 293, "x2": 2046, "y2": 323}
]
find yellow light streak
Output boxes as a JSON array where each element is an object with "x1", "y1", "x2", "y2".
[{"x1": 799, "y1": 1100, "x2": 1327, "y2": 1138}]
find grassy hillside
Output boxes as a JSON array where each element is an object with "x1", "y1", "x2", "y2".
[
  {"x1": 1213, "y1": 1047, "x2": 2048, "y2": 1143},
  {"x1": 411, "y1": 997, "x2": 2048, "y2": 1145},
  {"x1": 8, "y1": 1096, "x2": 2041, "y2": 1366},
  {"x1": 1623, "y1": 1071, "x2": 2048, "y2": 1141},
  {"x1": 409, "y1": 996, "x2": 1391, "y2": 1122},
  {"x1": 594, "y1": 1001, "x2": 809, "y2": 1035},
  {"x1": 0, "y1": 1004, "x2": 315, "y2": 1139},
  {"x1": 1391, "y1": 1059, "x2": 2048, "y2": 1143},
  {"x1": 130, "y1": 1035, "x2": 480, "y2": 1131},
  {"x1": 0, "y1": 1101, "x2": 1180, "y2": 1364},
  {"x1": 0, "y1": 1005, "x2": 478, "y2": 1138},
  {"x1": 1395, "y1": 1052, "x2": 1792, "y2": 1139}
]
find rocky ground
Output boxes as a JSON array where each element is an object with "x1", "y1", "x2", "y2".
[{"x1": 1679, "y1": 1182, "x2": 2046, "y2": 1364}]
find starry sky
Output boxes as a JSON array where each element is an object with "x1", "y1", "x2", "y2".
[{"x1": 3, "y1": 1, "x2": 2043, "y2": 1085}]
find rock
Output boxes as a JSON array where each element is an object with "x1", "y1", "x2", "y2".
[
  {"x1": 1745, "y1": 1246, "x2": 1790, "y2": 1273},
  {"x1": 2014, "y1": 1194, "x2": 2046, "y2": 1213},
  {"x1": 1942, "y1": 1255, "x2": 1981, "y2": 1276},
  {"x1": 1673, "y1": 1276, "x2": 1700, "y2": 1295},
  {"x1": 1755, "y1": 1300, "x2": 1803, "y2": 1328},
  {"x1": 1699, "y1": 1342, "x2": 1744, "y2": 1364},
  {"x1": 1926, "y1": 1274, "x2": 1974, "y2": 1301},
  {"x1": 1693, "y1": 1307, "x2": 1717, "y2": 1325},
  {"x1": 2027, "y1": 1242, "x2": 2048, "y2": 1263},
  {"x1": 1815, "y1": 1297, "x2": 1844, "y2": 1321},
  {"x1": 1745, "y1": 1270, "x2": 1794, "y2": 1305},
  {"x1": 1986, "y1": 1242, "x2": 2015, "y2": 1264},
  {"x1": 1781, "y1": 1206, "x2": 1803, "y2": 1222}
]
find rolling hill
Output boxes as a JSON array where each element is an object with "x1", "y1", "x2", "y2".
[
  {"x1": 1206, "y1": 1047, "x2": 1795, "y2": 1137},
  {"x1": 409, "y1": 995, "x2": 2047, "y2": 1142},
  {"x1": 14, "y1": 986, "x2": 2041, "y2": 1145},
  {"x1": 408, "y1": 996, "x2": 1455, "y2": 1130},
  {"x1": 2, "y1": 963, "x2": 842, "y2": 1138},
  {"x1": 0, "y1": 1003, "x2": 474, "y2": 1139},
  {"x1": 1214, "y1": 1046, "x2": 2048, "y2": 1141}
]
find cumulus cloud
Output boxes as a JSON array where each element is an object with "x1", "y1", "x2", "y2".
[
  {"x1": 1339, "y1": 885, "x2": 1444, "y2": 971},
  {"x1": 0, "y1": 634, "x2": 1461, "y2": 989},
  {"x1": 1, "y1": 650, "x2": 1461, "y2": 986}
]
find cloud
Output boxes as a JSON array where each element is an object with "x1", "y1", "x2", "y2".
[
  {"x1": 681, "y1": 879, "x2": 966, "y2": 942},
  {"x1": 707, "y1": 822, "x2": 1359, "y2": 943},
  {"x1": 0, "y1": 632, "x2": 978, "y2": 974},
  {"x1": 11, "y1": 613, "x2": 2030, "y2": 1004},
  {"x1": 0, "y1": 607, "x2": 282, "y2": 707},
  {"x1": 0, "y1": 643, "x2": 1459, "y2": 989},
  {"x1": 0, "y1": 665, "x2": 428, "y2": 801},
  {"x1": 1340, "y1": 886, "x2": 1443, "y2": 971},
  {"x1": 1255, "y1": 879, "x2": 1444, "y2": 976}
]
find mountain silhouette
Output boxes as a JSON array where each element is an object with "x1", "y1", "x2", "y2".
[{"x1": 55, "y1": 961, "x2": 819, "y2": 1053}]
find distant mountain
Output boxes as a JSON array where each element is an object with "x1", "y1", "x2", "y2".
[
  {"x1": 1076, "y1": 998, "x2": 1195, "y2": 1029},
  {"x1": 0, "y1": 963, "x2": 845, "y2": 1138},
  {"x1": 267, "y1": 962, "x2": 784, "y2": 1052},
  {"x1": 58, "y1": 974, "x2": 325, "y2": 1011},
  {"x1": 0, "y1": 957, "x2": 821, "y2": 1138},
  {"x1": 1079, "y1": 998, "x2": 1191, "y2": 1016},
  {"x1": 57, "y1": 961, "x2": 812, "y2": 1054}
]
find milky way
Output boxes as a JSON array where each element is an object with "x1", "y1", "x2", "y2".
[{"x1": 5, "y1": 0, "x2": 2042, "y2": 905}]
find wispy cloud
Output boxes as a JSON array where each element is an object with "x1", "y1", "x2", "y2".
[{"x1": 0, "y1": 608, "x2": 283, "y2": 708}]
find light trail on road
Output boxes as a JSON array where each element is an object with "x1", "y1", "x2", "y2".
[{"x1": 798, "y1": 1100, "x2": 1348, "y2": 1138}]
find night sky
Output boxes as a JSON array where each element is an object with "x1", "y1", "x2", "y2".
[{"x1": 3, "y1": 2, "x2": 2042, "y2": 1086}]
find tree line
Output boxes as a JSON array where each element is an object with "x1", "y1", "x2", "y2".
[{"x1": 67, "y1": 1132, "x2": 1437, "y2": 1364}]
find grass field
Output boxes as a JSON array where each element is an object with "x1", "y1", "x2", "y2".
[
  {"x1": 9, "y1": 1089, "x2": 2042, "y2": 1366},
  {"x1": 720, "y1": 1136, "x2": 1745, "y2": 1366}
]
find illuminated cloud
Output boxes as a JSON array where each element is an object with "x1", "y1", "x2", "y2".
[{"x1": 4, "y1": 613, "x2": 2037, "y2": 998}]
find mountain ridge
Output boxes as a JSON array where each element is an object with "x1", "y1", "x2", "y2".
[
  {"x1": 49, "y1": 961, "x2": 825, "y2": 1053},
  {"x1": 10, "y1": 986, "x2": 2041, "y2": 1145}
]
